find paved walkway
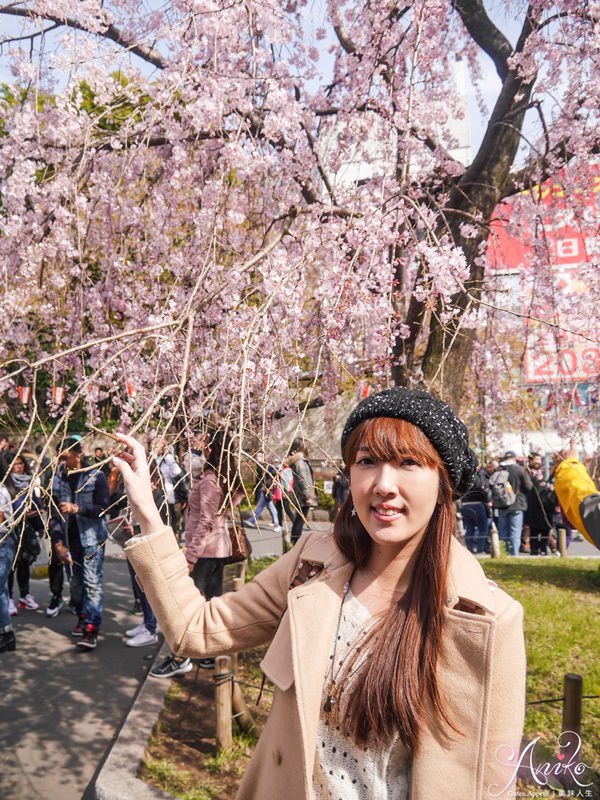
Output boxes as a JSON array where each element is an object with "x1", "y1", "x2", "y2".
[{"x1": 0, "y1": 552, "x2": 162, "y2": 800}]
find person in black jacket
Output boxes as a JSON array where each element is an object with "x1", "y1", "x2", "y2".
[
  {"x1": 460, "y1": 469, "x2": 490, "y2": 553},
  {"x1": 491, "y1": 451, "x2": 533, "y2": 556},
  {"x1": 524, "y1": 453, "x2": 555, "y2": 556}
]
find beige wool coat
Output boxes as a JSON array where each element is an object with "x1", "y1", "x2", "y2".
[{"x1": 125, "y1": 528, "x2": 526, "y2": 800}]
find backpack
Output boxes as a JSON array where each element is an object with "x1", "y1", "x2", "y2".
[
  {"x1": 489, "y1": 468, "x2": 516, "y2": 509},
  {"x1": 281, "y1": 466, "x2": 294, "y2": 492}
]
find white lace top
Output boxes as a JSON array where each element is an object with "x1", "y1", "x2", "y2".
[{"x1": 312, "y1": 589, "x2": 412, "y2": 800}]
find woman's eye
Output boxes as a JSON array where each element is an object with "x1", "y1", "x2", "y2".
[
  {"x1": 356, "y1": 457, "x2": 374, "y2": 466},
  {"x1": 400, "y1": 458, "x2": 420, "y2": 467}
]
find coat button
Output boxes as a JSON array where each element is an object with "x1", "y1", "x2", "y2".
[{"x1": 272, "y1": 748, "x2": 283, "y2": 765}]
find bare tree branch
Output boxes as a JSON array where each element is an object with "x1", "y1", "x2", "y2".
[
  {"x1": 452, "y1": 0, "x2": 512, "y2": 81},
  {"x1": 0, "y1": 21, "x2": 58, "y2": 45},
  {"x1": 333, "y1": 24, "x2": 357, "y2": 55},
  {"x1": 0, "y1": 5, "x2": 167, "y2": 68}
]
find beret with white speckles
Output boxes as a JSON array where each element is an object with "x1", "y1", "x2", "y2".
[{"x1": 341, "y1": 387, "x2": 478, "y2": 498}]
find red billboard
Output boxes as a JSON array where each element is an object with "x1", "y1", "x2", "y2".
[{"x1": 487, "y1": 175, "x2": 600, "y2": 385}]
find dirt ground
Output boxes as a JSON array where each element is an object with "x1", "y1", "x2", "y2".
[{"x1": 139, "y1": 644, "x2": 273, "y2": 800}]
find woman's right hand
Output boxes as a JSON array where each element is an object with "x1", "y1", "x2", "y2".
[{"x1": 112, "y1": 433, "x2": 164, "y2": 536}]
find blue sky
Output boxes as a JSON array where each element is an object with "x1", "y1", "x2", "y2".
[{"x1": 0, "y1": 2, "x2": 531, "y2": 161}]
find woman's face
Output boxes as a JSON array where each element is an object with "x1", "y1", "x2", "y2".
[
  {"x1": 349, "y1": 445, "x2": 439, "y2": 550},
  {"x1": 11, "y1": 458, "x2": 25, "y2": 474}
]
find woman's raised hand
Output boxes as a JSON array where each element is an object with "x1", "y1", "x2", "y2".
[{"x1": 112, "y1": 433, "x2": 164, "y2": 536}]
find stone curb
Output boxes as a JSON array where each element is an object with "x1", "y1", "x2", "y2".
[{"x1": 93, "y1": 642, "x2": 177, "y2": 800}]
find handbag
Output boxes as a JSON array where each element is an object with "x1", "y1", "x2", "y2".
[
  {"x1": 18, "y1": 523, "x2": 42, "y2": 566},
  {"x1": 271, "y1": 485, "x2": 282, "y2": 503},
  {"x1": 224, "y1": 512, "x2": 252, "y2": 565}
]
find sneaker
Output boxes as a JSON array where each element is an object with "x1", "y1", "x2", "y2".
[
  {"x1": 196, "y1": 657, "x2": 215, "y2": 670},
  {"x1": 18, "y1": 594, "x2": 39, "y2": 611},
  {"x1": 71, "y1": 616, "x2": 86, "y2": 637},
  {"x1": 46, "y1": 596, "x2": 64, "y2": 617},
  {"x1": 132, "y1": 599, "x2": 142, "y2": 616},
  {"x1": 67, "y1": 599, "x2": 78, "y2": 615},
  {"x1": 273, "y1": 525, "x2": 283, "y2": 533},
  {"x1": 0, "y1": 630, "x2": 16, "y2": 653},
  {"x1": 8, "y1": 598, "x2": 17, "y2": 617},
  {"x1": 126, "y1": 628, "x2": 159, "y2": 648},
  {"x1": 245, "y1": 519, "x2": 257, "y2": 528},
  {"x1": 126, "y1": 622, "x2": 147, "y2": 638},
  {"x1": 76, "y1": 624, "x2": 98, "y2": 649},
  {"x1": 149, "y1": 655, "x2": 192, "y2": 679}
]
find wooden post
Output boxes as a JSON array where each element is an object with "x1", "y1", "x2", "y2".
[
  {"x1": 562, "y1": 673, "x2": 583, "y2": 762},
  {"x1": 232, "y1": 681, "x2": 255, "y2": 732},
  {"x1": 562, "y1": 673, "x2": 583, "y2": 737},
  {"x1": 558, "y1": 527, "x2": 567, "y2": 559},
  {"x1": 229, "y1": 564, "x2": 254, "y2": 732},
  {"x1": 215, "y1": 655, "x2": 233, "y2": 750},
  {"x1": 490, "y1": 527, "x2": 501, "y2": 559}
]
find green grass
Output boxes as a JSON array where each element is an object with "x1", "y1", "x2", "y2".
[
  {"x1": 485, "y1": 558, "x2": 600, "y2": 772},
  {"x1": 31, "y1": 564, "x2": 49, "y2": 580},
  {"x1": 245, "y1": 556, "x2": 277, "y2": 581},
  {"x1": 144, "y1": 758, "x2": 217, "y2": 800},
  {"x1": 165, "y1": 680, "x2": 184, "y2": 702},
  {"x1": 204, "y1": 731, "x2": 259, "y2": 777}
]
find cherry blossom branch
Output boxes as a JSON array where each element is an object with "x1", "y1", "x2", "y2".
[
  {"x1": 0, "y1": 21, "x2": 58, "y2": 45},
  {"x1": 0, "y1": 5, "x2": 167, "y2": 68}
]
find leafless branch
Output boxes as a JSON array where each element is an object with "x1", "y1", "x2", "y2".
[{"x1": 0, "y1": 5, "x2": 167, "y2": 68}]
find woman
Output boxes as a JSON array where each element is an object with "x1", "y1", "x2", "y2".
[
  {"x1": 149, "y1": 428, "x2": 243, "y2": 678},
  {"x1": 113, "y1": 388, "x2": 526, "y2": 799},
  {"x1": 288, "y1": 438, "x2": 316, "y2": 544},
  {"x1": 6, "y1": 454, "x2": 42, "y2": 613}
]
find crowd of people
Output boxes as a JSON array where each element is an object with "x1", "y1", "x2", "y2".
[
  {"x1": 0, "y1": 430, "x2": 320, "y2": 665},
  {"x1": 457, "y1": 449, "x2": 582, "y2": 557},
  {"x1": 0, "y1": 427, "x2": 597, "y2": 665}
]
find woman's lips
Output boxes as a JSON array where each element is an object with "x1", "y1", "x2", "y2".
[{"x1": 370, "y1": 505, "x2": 406, "y2": 521}]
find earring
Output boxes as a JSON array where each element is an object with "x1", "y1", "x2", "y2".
[{"x1": 351, "y1": 505, "x2": 357, "y2": 517}]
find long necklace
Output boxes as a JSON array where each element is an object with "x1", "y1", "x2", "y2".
[
  {"x1": 322, "y1": 582, "x2": 377, "y2": 713},
  {"x1": 363, "y1": 564, "x2": 405, "y2": 597}
]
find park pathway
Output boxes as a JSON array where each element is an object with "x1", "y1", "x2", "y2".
[{"x1": 0, "y1": 548, "x2": 161, "y2": 800}]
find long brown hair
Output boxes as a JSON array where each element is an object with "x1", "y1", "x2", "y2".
[{"x1": 333, "y1": 417, "x2": 459, "y2": 752}]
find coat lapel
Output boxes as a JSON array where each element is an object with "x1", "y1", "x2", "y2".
[{"x1": 288, "y1": 558, "x2": 354, "y2": 783}]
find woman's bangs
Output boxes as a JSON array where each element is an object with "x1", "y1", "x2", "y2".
[{"x1": 349, "y1": 417, "x2": 441, "y2": 468}]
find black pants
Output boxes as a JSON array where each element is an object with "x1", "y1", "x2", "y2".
[
  {"x1": 275, "y1": 497, "x2": 296, "y2": 528},
  {"x1": 291, "y1": 505, "x2": 310, "y2": 545},
  {"x1": 191, "y1": 557, "x2": 227, "y2": 600},
  {"x1": 529, "y1": 527, "x2": 550, "y2": 555},
  {"x1": 48, "y1": 536, "x2": 66, "y2": 599},
  {"x1": 8, "y1": 560, "x2": 30, "y2": 599}
]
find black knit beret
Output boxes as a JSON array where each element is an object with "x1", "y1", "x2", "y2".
[{"x1": 341, "y1": 387, "x2": 478, "y2": 498}]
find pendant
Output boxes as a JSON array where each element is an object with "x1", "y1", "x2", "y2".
[{"x1": 323, "y1": 694, "x2": 336, "y2": 712}]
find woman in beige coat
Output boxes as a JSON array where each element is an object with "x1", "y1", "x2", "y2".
[{"x1": 113, "y1": 389, "x2": 526, "y2": 800}]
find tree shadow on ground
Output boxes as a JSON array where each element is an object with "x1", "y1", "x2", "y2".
[{"x1": 0, "y1": 557, "x2": 161, "y2": 800}]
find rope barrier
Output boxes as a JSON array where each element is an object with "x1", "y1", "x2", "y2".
[
  {"x1": 212, "y1": 670, "x2": 235, "y2": 686},
  {"x1": 233, "y1": 678, "x2": 274, "y2": 695},
  {"x1": 527, "y1": 694, "x2": 598, "y2": 706}
]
